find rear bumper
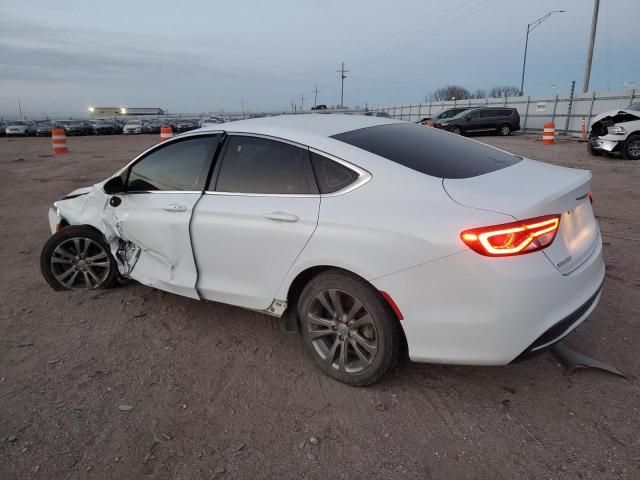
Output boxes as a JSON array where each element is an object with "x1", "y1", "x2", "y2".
[
  {"x1": 513, "y1": 280, "x2": 603, "y2": 361},
  {"x1": 371, "y1": 236, "x2": 605, "y2": 365}
]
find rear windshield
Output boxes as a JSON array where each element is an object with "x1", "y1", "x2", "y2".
[{"x1": 331, "y1": 123, "x2": 521, "y2": 179}]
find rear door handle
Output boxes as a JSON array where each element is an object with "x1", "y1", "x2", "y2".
[
  {"x1": 163, "y1": 204, "x2": 188, "y2": 212},
  {"x1": 263, "y1": 211, "x2": 299, "y2": 222}
]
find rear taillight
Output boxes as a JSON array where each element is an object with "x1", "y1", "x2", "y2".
[
  {"x1": 588, "y1": 190, "x2": 593, "y2": 205},
  {"x1": 461, "y1": 214, "x2": 561, "y2": 257}
]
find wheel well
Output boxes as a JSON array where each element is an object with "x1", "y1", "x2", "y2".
[
  {"x1": 286, "y1": 265, "x2": 405, "y2": 321},
  {"x1": 283, "y1": 266, "x2": 407, "y2": 352}
]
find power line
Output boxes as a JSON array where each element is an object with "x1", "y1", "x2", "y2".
[{"x1": 353, "y1": 0, "x2": 496, "y2": 69}]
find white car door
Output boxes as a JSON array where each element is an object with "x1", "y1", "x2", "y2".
[
  {"x1": 191, "y1": 134, "x2": 320, "y2": 310},
  {"x1": 105, "y1": 134, "x2": 220, "y2": 299}
]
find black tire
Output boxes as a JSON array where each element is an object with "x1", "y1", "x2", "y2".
[
  {"x1": 449, "y1": 126, "x2": 462, "y2": 135},
  {"x1": 587, "y1": 136, "x2": 602, "y2": 156},
  {"x1": 622, "y1": 135, "x2": 640, "y2": 160},
  {"x1": 298, "y1": 270, "x2": 401, "y2": 386},
  {"x1": 40, "y1": 225, "x2": 119, "y2": 291},
  {"x1": 499, "y1": 123, "x2": 511, "y2": 136}
]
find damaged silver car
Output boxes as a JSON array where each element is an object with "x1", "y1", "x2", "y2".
[{"x1": 588, "y1": 101, "x2": 640, "y2": 160}]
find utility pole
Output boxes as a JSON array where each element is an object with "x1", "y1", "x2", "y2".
[
  {"x1": 241, "y1": 98, "x2": 245, "y2": 119},
  {"x1": 583, "y1": 0, "x2": 600, "y2": 93},
  {"x1": 300, "y1": 93, "x2": 304, "y2": 112},
  {"x1": 519, "y1": 10, "x2": 565, "y2": 96},
  {"x1": 337, "y1": 62, "x2": 348, "y2": 109},
  {"x1": 18, "y1": 99, "x2": 23, "y2": 118},
  {"x1": 313, "y1": 84, "x2": 319, "y2": 107}
]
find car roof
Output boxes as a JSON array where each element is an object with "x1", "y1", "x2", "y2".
[{"x1": 198, "y1": 114, "x2": 401, "y2": 138}]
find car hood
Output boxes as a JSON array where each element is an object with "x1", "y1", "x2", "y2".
[{"x1": 591, "y1": 109, "x2": 640, "y2": 124}]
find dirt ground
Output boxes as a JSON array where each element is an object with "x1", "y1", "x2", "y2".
[{"x1": 1, "y1": 131, "x2": 639, "y2": 480}]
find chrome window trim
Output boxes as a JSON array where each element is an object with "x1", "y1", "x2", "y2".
[
  {"x1": 113, "y1": 130, "x2": 224, "y2": 177},
  {"x1": 203, "y1": 191, "x2": 319, "y2": 198},
  {"x1": 122, "y1": 190, "x2": 202, "y2": 195}
]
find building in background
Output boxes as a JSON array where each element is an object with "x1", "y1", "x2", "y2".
[{"x1": 88, "y1": 106, "x2": 164, "y2": 117}]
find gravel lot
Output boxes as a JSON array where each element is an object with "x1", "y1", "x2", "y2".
[{"x1": 1, "y1": 132, "x2": 639, "y2": 479}]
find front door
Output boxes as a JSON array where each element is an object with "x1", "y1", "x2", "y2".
[
  {"x1": 105, "y1": 134, "x2": 220, "y2": 298},
  {"x1": 191, "y1": 134, "x2": 320, "y2": 310}
]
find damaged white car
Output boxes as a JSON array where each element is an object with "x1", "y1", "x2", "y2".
[
  {"x1": 588, "y1": 101, "x2": 640, "y2": 160},
  {"x1": 41, "y1": 115, "x2": 605, "y2": 385}
]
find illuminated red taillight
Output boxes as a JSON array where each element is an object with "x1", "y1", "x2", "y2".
[{"x1": 461, "y1": 214, "x2": 561, "y2": 257}]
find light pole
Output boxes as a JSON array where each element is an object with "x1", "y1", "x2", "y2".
[{"x1": 519, "y1": 10, "x2": 565, "y2": 96}]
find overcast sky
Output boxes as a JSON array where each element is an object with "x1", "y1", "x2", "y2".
[{"x1": 0, "y1": 0, "x2": 638, "y2": 117}]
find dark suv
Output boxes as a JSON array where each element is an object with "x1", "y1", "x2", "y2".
[{"x1": 434, "y1": 107, "x2": 520, "y2": 136}]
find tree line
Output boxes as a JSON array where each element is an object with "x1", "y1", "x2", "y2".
[{"x1": 427, "y1": 85, "x2": 521, "y2": 101}]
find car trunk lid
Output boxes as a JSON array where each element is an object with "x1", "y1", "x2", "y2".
[{"x1": 443, "y1": 159, "x2": 599, "y2": 275}]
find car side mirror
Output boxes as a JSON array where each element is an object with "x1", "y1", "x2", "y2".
[
  {"x1": 466, "y1": 117, "x2": 472, "y2": 121},
  {"x1": 103, "y1": 175, "x2": 125, "y2": 194}
]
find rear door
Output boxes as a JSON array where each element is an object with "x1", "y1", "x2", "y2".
[
  {"x1": 480, "y1": 109, "x2": 500, "y2": 131},
  {"x1": 105, "y1": 134, "x2": 220, "y2": 298},
  {"x1": 191, "y1": 134, "x2": 320, "y2": 310}
]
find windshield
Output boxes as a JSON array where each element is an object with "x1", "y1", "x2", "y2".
[
  {"x1": 126, "y1": 121, "x2": 142, "y2": 125},
  {"x1": 39, "y1": 123, "x2": 53, "y2": 127},
  {"x1": 11, "y1": 121, "x2": 26, "y2": 126},
  {"x1": 437, "y1": 109, "x2": 466, "y2": 119}
]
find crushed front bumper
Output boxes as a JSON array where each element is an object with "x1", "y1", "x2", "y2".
[{"x1": 591, "y1": 136, "x2": 622, "y2": 153}]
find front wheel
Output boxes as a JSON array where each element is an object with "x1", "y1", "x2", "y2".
[
  {"x1": 622, "y1": 135, "x2": 640, "y2": 160},
  {"x1": 40, "y1": 225, "x2": 120, "y2": 291},
  {"x1": 298, "y1": 270, "x2": 401, "y2": 386},
  {"x1": 499, "y1": 124, "x2": 512, "y2": 136},
  {"x1": 449, "y1": 126, "x2": 462, "y2": 135}
]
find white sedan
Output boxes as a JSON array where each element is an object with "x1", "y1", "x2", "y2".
[{"x1": 40, "y1": 114, "x2": 605, "y2": 385}]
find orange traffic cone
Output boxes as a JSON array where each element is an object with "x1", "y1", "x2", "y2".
[
  {"x1": 160, "y1": 125, "x2": 173, "y2": 142},
  {"x1": 51, "y1": 128, "x2": 68, "y2": 154},
  {"x1": 542, "y1": 122, "x2": 555, "y2": 145}
]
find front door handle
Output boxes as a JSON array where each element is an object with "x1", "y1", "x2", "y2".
[
  {"x1": 263, "y1": 211, "x2": 299, "y2": 222},
  {"x1": 163, "y1": 204, "x2": 188, "y2": 212}
]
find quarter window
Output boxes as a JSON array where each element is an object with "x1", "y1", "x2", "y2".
[
  {"x1": 127, "y1": 136, "x2": 219, "y2": 192},
  {"x1": 310, "y1": 153, "x2": 360, "y2": 194},
  {"x1": 215, "y1": 136, "x2": 318, "y2": 194}
]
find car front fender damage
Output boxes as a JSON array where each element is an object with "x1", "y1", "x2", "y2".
[{"x1": 53, "y1": 185, "x2": 142, "y2": 277}]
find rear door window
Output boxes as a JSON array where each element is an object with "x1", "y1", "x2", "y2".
[
  {"x1": 332, "y1": 123, "x2": 521, "y2": 179},
  {"x1": 214, "y1": 136, "x2": 318, "y2": 194}
]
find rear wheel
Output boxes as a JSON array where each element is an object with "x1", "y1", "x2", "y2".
[
  {"x1": 622, "y1": 135, "x2": 640, "y2": 160},
  {"x1": 40, "y1": 226, "x2": 119, "y2": 291},
  {"x1": 499, "y1": 123, "x2": 511, "y2": 136},
  {"x1": 298, "y1": 270, "x2": 400, "y2": 386}
]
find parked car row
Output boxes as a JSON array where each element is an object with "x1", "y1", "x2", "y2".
[{"x1": 2, "y1": 117, "x2": 220, "y2": 137}]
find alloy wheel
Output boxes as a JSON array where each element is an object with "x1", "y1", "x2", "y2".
[
  {"x1": 306, "y1": 289, "x2": 378, "y2": 374},
  {"x1": 51, "y1": 237, "x2": 111, "y2": 290},
  {"x1": 628, "y1": 139, "x2": 640, "y2": 158}
]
